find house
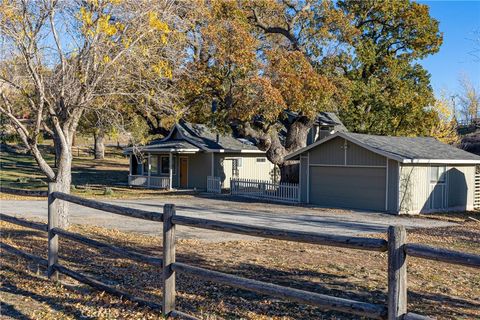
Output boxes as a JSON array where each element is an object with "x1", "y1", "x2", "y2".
[
  {"x1": 286, "y1": 131, "x2": 480, "y2": 214},
  {"x1": 124, "y1": 120, "x2": 276, "y2": 190}
]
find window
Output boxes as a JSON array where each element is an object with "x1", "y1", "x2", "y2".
[
  {"x1": 256, "y1": 158, "x2": 266, "y2": 163},
  {"x1": 150, "y1": 155, "x2": 159, "y2": 175},
  {"x1": 430, "y1": 166, "x2": 446, "y2": 183},
  {"x1": 160, "y1": 156, "x2": 177, "y2": 175}
]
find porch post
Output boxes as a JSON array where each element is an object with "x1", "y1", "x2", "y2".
[
  {"x1": 169, "y1": 152, "x2": 173, "y2": 190},
  {"x1": 211, "y1": 152, "x2": 214, "y2": 177},
  {"x1": 147, "y1": 153, "x2": 151, "y2": 187}
]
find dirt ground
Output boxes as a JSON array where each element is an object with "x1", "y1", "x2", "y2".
[{"x1": 1, "y1": 216, "x2": 479, "y2": 320}]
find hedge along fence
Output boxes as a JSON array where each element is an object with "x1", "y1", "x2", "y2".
[{"x1": 1, "y1": 183, "x2": 479, "y2": 320}]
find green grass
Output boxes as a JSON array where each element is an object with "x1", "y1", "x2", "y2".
[{"x1": 0, "y1": 142, "x2": 167, "y2": 198}]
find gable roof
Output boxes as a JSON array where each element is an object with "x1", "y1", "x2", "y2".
[
  {"x1": 126, "y1": 120, "x2": 263, "y2": 154},
  {"x1": 286, "y1": 131, "x2": 480, "y2": 164}
]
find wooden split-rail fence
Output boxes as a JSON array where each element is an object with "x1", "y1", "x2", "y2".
[{"x1": 1, "y1": 182, "x2": 480, "y2": 320}]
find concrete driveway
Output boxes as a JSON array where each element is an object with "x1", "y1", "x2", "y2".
[{"x1": 0, "y1": 194, "x2": 454, "y2": 242}]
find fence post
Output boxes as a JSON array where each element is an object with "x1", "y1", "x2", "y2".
[
  {"x1": 162, "y1": 204, "x2": 176, "y2": 317},
  {"x1": 48, "y1": 182, "x2": 59, "y2": 281},
  {"x1": 387, "y1": 225, "x2": 407, "y2": 320}
]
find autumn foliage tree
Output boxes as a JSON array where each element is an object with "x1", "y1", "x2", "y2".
[
  {"x1": 182, "y1": 0, "x2": 350, "y2": 181},
  {"x1": 0, "y1": 0, "x2": 176, "y2": 226}
]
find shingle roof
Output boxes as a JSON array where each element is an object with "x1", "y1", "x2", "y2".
[
  {"x1": 286, "y1": 131, "x2": 480, "y2": 163},
  {"x1": 177, "y1": 121, "x2": 259, "y2": 151},
  {"x1": 344, "y1": 132, "x2": 480, "y2": 161},
  {"x1": 144, "y1": 120, "x2": 260, "y2": 152},
  {"x1": 143, "y1": 139, "x2": 199, "y2": 150},
  {"x1": 317, "y1": 112, "x2": 347, "y2": 132}
]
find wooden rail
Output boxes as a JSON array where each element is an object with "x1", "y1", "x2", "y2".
[
  {"x1": 52, "y1": 192, "x2": 163, "y2": 222},
  {"x1": 2, "y1": 185, "x2": 479, "y2": 320},
  {"x1": 172, "y1": 262, "x2": 387, "y2": 319},
  {"x1": 172, "y1": 215, "x2": 387, "y2": 251}
]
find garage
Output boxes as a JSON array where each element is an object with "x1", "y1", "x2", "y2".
[
  {"x1": 309, "y1": 166, "x2": 386, "y2": 211},
  {"x1": 287, "y1": 131, "x2": 480, "y2": 214}
]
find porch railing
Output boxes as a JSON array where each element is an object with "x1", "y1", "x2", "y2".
[
  {"x1": 128, "y1": 175, "x2": 169, "y2": 189},
  {"x1": 206, "y1": 176, "x2": 221, "y2": 194},
  {"x1": 230, "y1": 178, "x2": 300, "y2": 204}
]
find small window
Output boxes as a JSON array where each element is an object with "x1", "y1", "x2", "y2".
[
  {"x1": 256, "y1": 158, "x2": 266, "y2": 163},
  {"x1": 160, "y1": 156, "x2": 177, "y2": 175},
  {"x1": 150, "y1": 155, "x2": 159, "y2": 175},
  {"x1": 430, "y1": 166, "x2": 446, "y2": 183}
]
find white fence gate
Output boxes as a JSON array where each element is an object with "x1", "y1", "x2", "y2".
[
  {"x1": 475, "y1": 166, "x2": 480, "y2": 209},
  {"x1": 230, "y1": 178, "x2": 300, "y2": 204},
  {"x1": 207, "y1": 176, "x2": 222, "y2": 194}
]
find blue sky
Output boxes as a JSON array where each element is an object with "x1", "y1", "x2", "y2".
[{"x1": 418, "y1": 0, "x2": 480, "y2": 97}]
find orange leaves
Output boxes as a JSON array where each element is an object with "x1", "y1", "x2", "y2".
[
  {"x1": 266, "y1": 50, "x2": 336, "y2": 118},
  {"x1": 233, "y1": 76, "x2": 286, "y2": 123}
]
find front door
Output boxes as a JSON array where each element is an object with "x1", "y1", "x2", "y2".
[{"x1": 179, "y1": 157, "x2": 188, "y2": 188}]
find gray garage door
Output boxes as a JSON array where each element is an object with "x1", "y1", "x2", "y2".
[{"x1": 309, "y1": 166, "x2": 386, "y2": 211}]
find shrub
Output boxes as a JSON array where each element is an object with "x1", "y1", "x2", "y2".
[{"x1": 103, "y1": 187, "x2": 114, "y2": 196}]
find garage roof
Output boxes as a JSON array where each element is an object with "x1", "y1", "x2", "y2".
[{"x1": 286, "y1": 132, "x2": 480, "y2": 164}]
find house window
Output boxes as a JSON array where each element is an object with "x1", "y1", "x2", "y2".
[
  {"x1": 256, "y1": 158, "x2": 266, "y2": 163},
  {"x1": 430, "y1": 166, "x2": 446, "y2": 183},
  {"x1": 160, "y1": 156, "x2": 177, "y2": 175},
  {"x1": 151, "y1": 155, "x2": 159, "y2": 175}
]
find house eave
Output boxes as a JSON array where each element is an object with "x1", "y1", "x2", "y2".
[{"x1": 401, "y1": 159, "x2": 480, "y2": 164}]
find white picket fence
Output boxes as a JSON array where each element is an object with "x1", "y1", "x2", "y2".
[
  {"x1": 230, "y1": 178, "x2": 300, "y2": 204},
  {"x1": 206, "y1": 176, "x2": 222, "y2": 194}
]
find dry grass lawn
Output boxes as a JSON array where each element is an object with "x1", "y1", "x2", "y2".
[{"x1": 1, "y1": 216, "x2": 479, "y2": 320}]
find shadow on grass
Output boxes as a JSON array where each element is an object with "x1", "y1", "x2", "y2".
[{"x1": 1, "y1": 224, "x2": 479, "y2": 319}]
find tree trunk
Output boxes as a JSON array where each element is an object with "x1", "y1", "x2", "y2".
[
  {"x1": 93, "y1": 131, "x2": 105, "y2": 160},
  {"x1": 279, "y1": 161, "x2": 299, "y2": 183},
  {"x1": 52, "y1": 138, "x2": 73, "y2": 228}
]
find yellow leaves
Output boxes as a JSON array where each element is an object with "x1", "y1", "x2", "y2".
[
  {"x1": 148, "y1": 12, "x2": 170, "y2": 34},
  {"x1": 151, "y1": 60, "x2": 172, "y2": 79},
  {"x1": 79, "y1": 7, "x2": 93, "y2": 26},
  {"x1": 98, "y1": 14, "x2": 119, "y2": 36},
  {"x1": 102, "y1": 55, "x2": 110, "y2": 64}
]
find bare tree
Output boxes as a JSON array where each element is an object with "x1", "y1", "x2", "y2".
[
  {"x1": 0, "y1": 0, "x2": 178, "y2": 226},
  {"x1": 458, "y1": 75, "x2": 480, "y2": 125}
]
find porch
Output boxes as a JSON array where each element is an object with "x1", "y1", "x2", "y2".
[
  {"x1": 128, "y1": 151, "x2": 215, "y2": 190},
  {"x1": 129, "y1": 151, "x2": 191, "y2": 189}
]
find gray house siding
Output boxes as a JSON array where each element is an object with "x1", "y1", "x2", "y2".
[
  {"x1": 387, "y1": 160, "x2": 399, "y2": 213},
  {"x1": 309, "y1": 136, "x2": 387, "y2": 167},
  {"x1": 187, "y1": 153, "x2": 211, "y2": 189},
  {"x1": 347, "y1": 143, "x2": 386, "y2": 166},
  {"x1": 448, "y1": 165, "x2": 474, "y2": 209},
  {"x1": 399, "y1": 164, "x2": 475, "y2": 214},
  {"x1": 299, "y1": 156, "x2": 308, "y2": 202},
  {"x1": 309, "y1": 137, "x2": 345, "y2": 165}
]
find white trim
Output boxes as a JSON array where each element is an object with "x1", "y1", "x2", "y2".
[
  {"x1": 168, "y1": 153, "x2": 173, "y2": 190},
  {"x1": 308, "y1": 164, "x2": 386, "y2": 168},
  {"x1": 402, "y1": 159, "x2": 480, "y2": 164},
  {"x1": 397, "y1": 162, "x2": 401, "y2": 212},
  {"x1": 179, "y1": 156, "x2": 189, "y2": 188},
  {"x1": 385, "y1": 158, "x2": 389, "y2": 211},
  {"x1": 306, "y1": 152, "x2": 310, "y2": 203},
  {"x1": 285, "y1": 131, "x2": 480, "y2": 164},
  {"x1": 147, "y1": 154, "x2": 151, "y2": 188}
]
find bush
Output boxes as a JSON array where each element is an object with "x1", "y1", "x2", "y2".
[
  {"x1": 16, "y1": 177, "x2": 29, "y2": 183},
  {"x1": 103, "y1": 187, "x2": 114, "y2": 196}
]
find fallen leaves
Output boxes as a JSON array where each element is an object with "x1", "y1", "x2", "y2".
[{"x1": 0, "y1": 219, "x2": 479, "y2": 319}]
